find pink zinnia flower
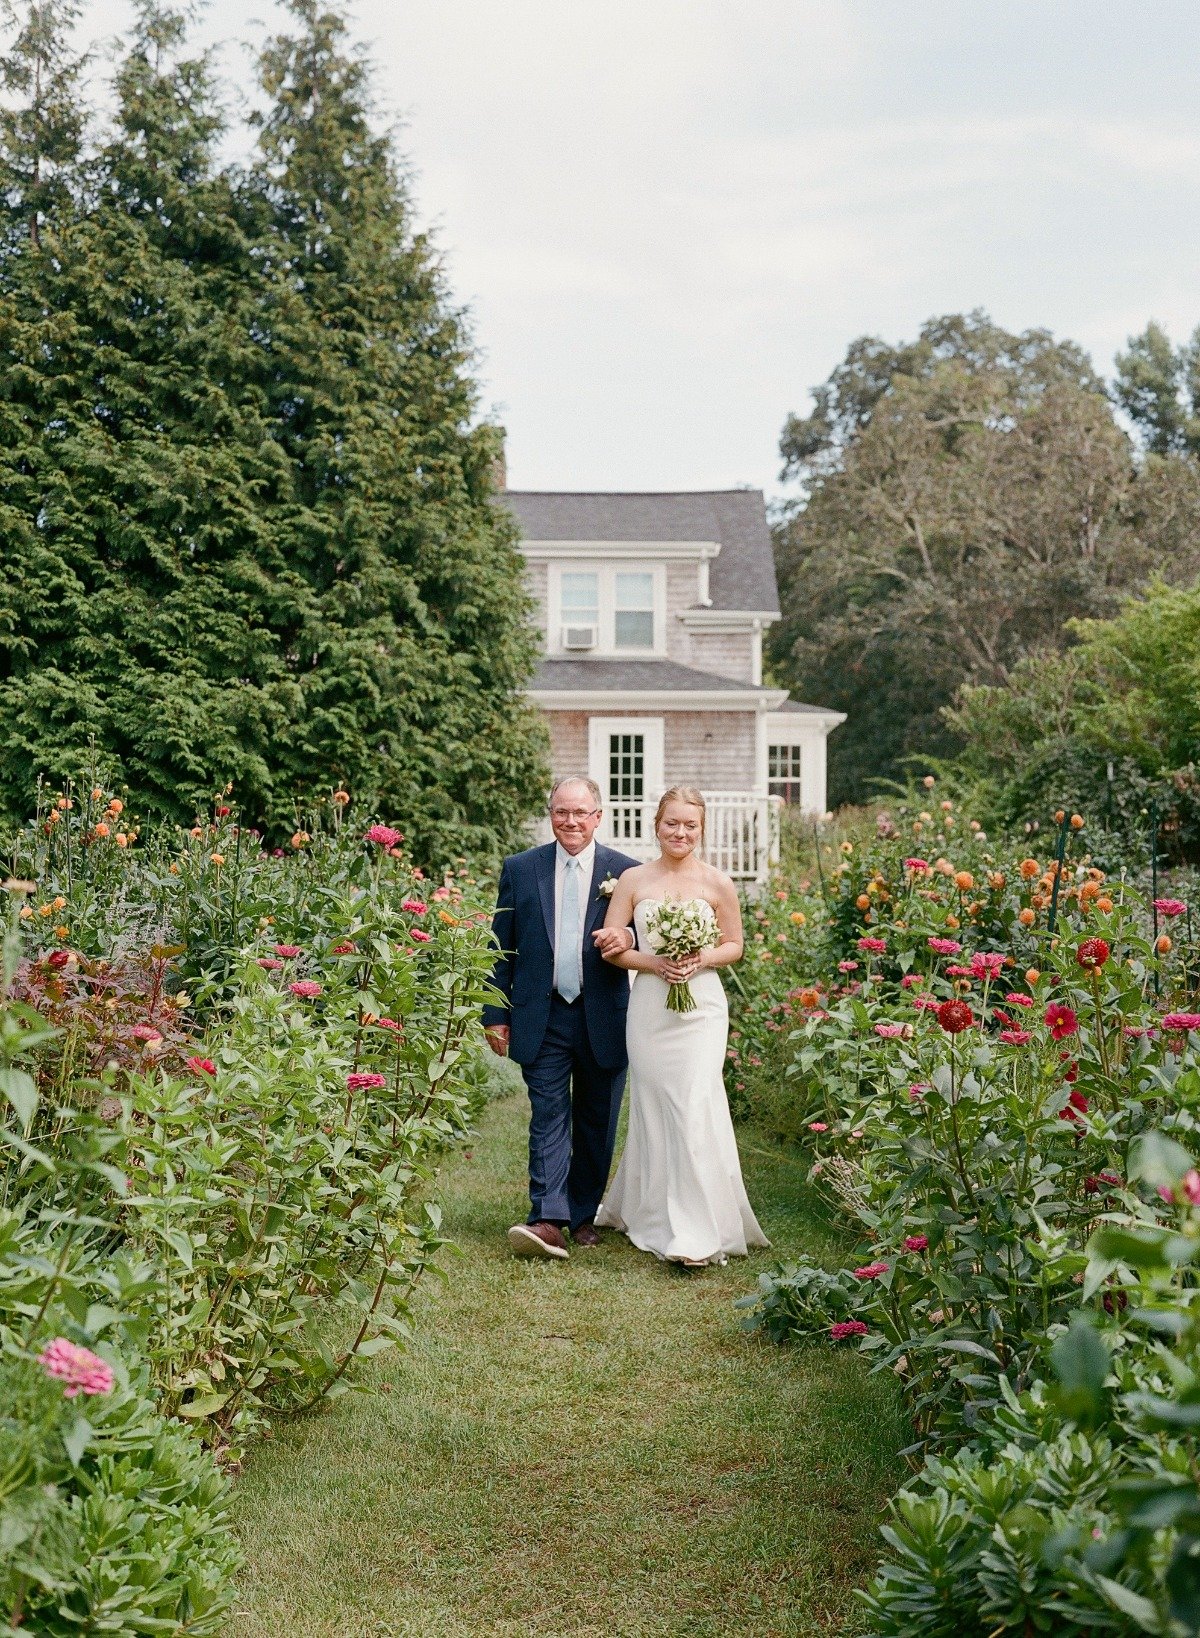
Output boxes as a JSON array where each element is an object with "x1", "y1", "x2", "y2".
[
  {"x1": 928, "y1": 937, "x2": 962, "y2": 955},
  {"x1": 365, "y1": 824, "x2": 403, "y2": 849},
  {"x1": 1155, "y1": 898, "x2": 1187, "y2": 918},
  {"x1": 1003, "y1": 992, "x2": 1033, "y2": 1008},
  {"x1": 999, "y1": 1028, "x2": 1032, "y2": 1045},
  {"x1": 257, "y1": 957, "x2": 283, "y2": 970},
  {"x1": 410, "y1": 929, "x2": 432, "y2": 943},
  {"x1": 901, "y1": 974, "x2": 924, "y2": 990},
  {"x1": 908, "y1": 1083, "x2": 927, "y2": 1100},
  {"x1": 969, "y1": 952, "x2": 1006, "y2": 979},
  {"x1": 376, "y1": 1018, "x2": 403, "y2": 1032},
  {"x1": 1183, "y1": 1170, "x2": 1200, "y2": 1206},
  {"x1": 1045, "y1": 1002, "x2": 1078, "y2": 1040},
  {"x1": 289, "y1": 980, "x2": 322, "y2": 998},
  {"x1": 945, "y1": 964, "x2": 973, "y2": 977},
  {"x1": 38, "y1": 1338, "x2": 114, "y2": 1399},
  {"x1": 837, "y1": 959, "x2": 858, "y2": 973},
  {"x1": 185, "y1": 1055, "x2": 215, "y2": 1076},
  {"x1": 903, "y1": 1235, "x2": 929, "y2": 1252},
  {"x1": 857, "y1": 936, "x2": 887, "y2": 954},
  {"x1": 853, "y1": 1260, "x2": 889, "y2": 1280},
  {"x1": 131, "y1": 1024, "x2": 161, "y2": 1044},
  {"x1": 830, "y1": 1320, "x2": 868, "y2": 1341},
  {"x1": 401, "y1": 899, "x2": 428, "y2": 915},
  {"x1": 1163, "y1": 1013, "x2": 1200, "y2": 1032},
  {"x1": 904, "y1": 858, "x2": 930, "y2": 874},
  {"x1": 273, "y1": 943, "x2": 301, "y2": 959},
  {"x1": 808, "y1": 1121, "x2": 828, "y2": 1132},
  {"x1": 874, "y1": 1022, "x2": 906, "y2": 1038},
  {"x1": 346, "y1": 1071, "x2": 387, "y2": 1091},
  {"x1": 912, "y1": 996, "x2": 940, "y2": 1011}
]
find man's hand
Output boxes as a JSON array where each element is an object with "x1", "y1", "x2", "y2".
[
  {"x1": 484, "y1": 1024, "x2": 511, "y2": 1058},
  {"x1": 592, "y1": 925, "x2": 634, "y2": 958}
]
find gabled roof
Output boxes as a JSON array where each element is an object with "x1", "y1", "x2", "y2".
[
  {"x1": 532, "y1": 658, "x2": 763, "y2": 693},
  {"x1": 501, "y1": 489, "x2": 780, "y2": 615}
]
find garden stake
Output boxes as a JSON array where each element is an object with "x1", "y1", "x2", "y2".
[
  {"x1": 1045, "y1": 812, "x2": 1070, "y2": 936},
  {"x1": 1151, "y1": 801, "x2": 1160, "y2": 998}
]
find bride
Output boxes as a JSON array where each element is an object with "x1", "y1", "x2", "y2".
[{"x1": 594, "y1": 786, "x2": 769, "y2": 1267}]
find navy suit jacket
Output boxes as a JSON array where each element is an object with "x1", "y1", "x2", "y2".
[{"x1": 483, "y1": 842, "x2": 639, "y2": 1070}]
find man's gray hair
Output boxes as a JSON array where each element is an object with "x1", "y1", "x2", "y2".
[{"x1": 547, "y1": 774, "x2": 603, "y2": 811}]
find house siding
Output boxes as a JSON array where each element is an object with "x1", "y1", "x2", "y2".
[
  {"x1": 526, "y1": 560, "x2": 549, "y2": 642},
  {"x1": 665, "y1": 712, "x2": 757, "y2": 790},
  {"x1": 682, "y1": 629, "x2": 756, "y2": 684},
  {"x1": 544, "y1": 710, "x2": 589, "y2": 774}
]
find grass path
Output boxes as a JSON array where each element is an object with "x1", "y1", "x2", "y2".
[{"x1": 227, "y1": 1089, "x2": 907, "y2": 1637}]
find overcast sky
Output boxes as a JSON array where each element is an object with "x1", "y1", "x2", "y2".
[{"x1": 73, "y1": 1, "x2": 1200, "y2": 498}]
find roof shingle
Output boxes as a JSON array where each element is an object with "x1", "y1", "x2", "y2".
[{"x1": 501, "y1": 489, "x2": 779, "y2": 614}]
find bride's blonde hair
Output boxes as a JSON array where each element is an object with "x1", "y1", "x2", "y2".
[{"x1": 654, "y1": 786, "x2": 706, "y2": 849}]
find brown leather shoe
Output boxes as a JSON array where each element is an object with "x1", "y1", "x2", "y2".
[
  {"x1": 572, "y1": 1222, "x2": 600, "y2": 1248},
  {"x1": 507, "y1": 1222, "x2": 569, "y2": 1260}
]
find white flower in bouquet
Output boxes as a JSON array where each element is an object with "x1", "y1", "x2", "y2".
[{"x1": 643, "y1": 897, "x2": 718, "y2": 1014}]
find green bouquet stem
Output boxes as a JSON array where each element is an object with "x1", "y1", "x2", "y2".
[{"x1": 666, "y1": 979, "x2": 698, "y2": 1014}]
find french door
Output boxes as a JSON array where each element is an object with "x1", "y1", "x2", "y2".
[{"x1": 587, "y1": 717, "x2": 664, "y2": 849}]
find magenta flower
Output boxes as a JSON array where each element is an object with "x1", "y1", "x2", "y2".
[
  {"x1": 830, "y1": 1320, "x2": 868, "y2": 1341},
  {"x1": 908, "y1": 1083, "x2": 927, "y2": 1100},
  {"x1": 365, "y1": 824, "x2": 404, "y2": 849},
  {"x1": 904, "y1": 858, "x2": 930, "y2": 873},
  {"x1": 401, "y1": 898, "x2": 428, "y2": 915},
  {"x1": 903, "y1": 1235, "x2": 929, "y2": 1252},
  {"x1": 1163, "y1": 1013, "x2": 1200, "y2": 1031},
  {"x1": 912, "y1": 996, "x2": 940, "y2": 1011},
  {"x1": 410, "y1": 929, "x2": 432, "y2": 943},
  {"x1": 853, "y1": 1260, "x2": 889, "y2": 1280},
  {"x1": 346, "y1": 1071, "x2": 387, "y2": 1091},
  {"x1": 38, "y1": 1338, "x2": 114, "y2": 1399},
  {"x1": 1155, "y1": 898, "x2": 1187, "y2": 918},
  {"x1": 928, "y1": 937, "x2": 962, "y2": 955},
  {"x1": 1045, "y1": 1002, "x2": 1078, "y2": 1040},
  {"x1": 289, "y1": 980, "x2": 322, "y2": 998},
  {"x1": 1183, "y1": 1170, "x2": 1200, "y2": 1206},
  {"x1": 331, "y1": 942, "x2": 356, "y2": 955},
  {"x1": 375, "y1": 1017, "x2": 403, "y2": 1032},
  {"x1": 273, "y1": 943, "x2": 301, "y2": 958},
  {"x1": 969, "y1": 952, "x2": 1006, "y2": 979},
  {"x1": 999, "y1": 1028, "x2": 1032, "y2": 1045},
  {"x1": 857, "y1": 936, "x2": 887, "y2": 954},
  {"x1": 808, "y1": 1121, "x2": 828, "y2": 1133}
]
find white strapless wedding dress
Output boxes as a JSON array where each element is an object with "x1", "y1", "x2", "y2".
[{"x1": 595, "y1": 898, "x2": 769, "y2": 1265}]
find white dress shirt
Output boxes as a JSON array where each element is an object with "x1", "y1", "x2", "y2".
[{"x1": 554, "y1": 839, "x2": 595, "y2": 997}]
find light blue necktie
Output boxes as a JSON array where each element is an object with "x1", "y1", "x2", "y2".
[{"x1": 556, "y1": 858, "x2": 582, "y2": 1003}]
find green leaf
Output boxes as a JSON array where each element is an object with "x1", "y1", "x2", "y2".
[
  {"x1": 62, "y1": 1413, "x2": 93, "y2": 1467},
  {"x1": 176, "y1": 1391, "x2": 231, "y2": 1419},
  {"x1": 0, "y1": 1067, "x2": 38, "y2": 1129},
  {"x1": 1094, "y1": 1574, "x2": 1161, "y2": 1626},
  {"x1": 1050, "y1": 1314, "x2": 1110, "y2": 1425},
  {"x1": 1129, "y1": 1129, "x2": 1196, "y2": 1191}
]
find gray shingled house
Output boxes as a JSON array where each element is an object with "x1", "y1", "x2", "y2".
[{"x1": 501, "y1": 487, "x2": 844, "y2": 882}]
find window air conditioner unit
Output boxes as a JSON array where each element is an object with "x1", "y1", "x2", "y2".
[{"x1": 562, "y1": 623, "x2": 598, "y2": 651}]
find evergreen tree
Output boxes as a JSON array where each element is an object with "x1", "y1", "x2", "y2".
[{"x1": 0, "y1": 1, "x2": 546, "y2": 865}]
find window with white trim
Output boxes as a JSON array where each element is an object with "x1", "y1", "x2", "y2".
[
  {"x1": 768, "y1": 743, "x2": 803, "y2": 805},
  {"x1": 614, "y1": 571, "x2": 654, "y2": 650},
  {"x1": 549, "y1": 564, "x2": 663, "y2": 655}
]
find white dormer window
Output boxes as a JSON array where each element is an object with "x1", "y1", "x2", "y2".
[
  {"x1": 549, "y1": 563, "x2": 664, "y2": 656},
  {"x1": 614, "y1": 572, "x2": 654, "y2": 649}
]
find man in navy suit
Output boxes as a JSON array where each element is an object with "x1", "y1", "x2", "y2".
[{"x1": 484, "y1": 775, "x2": 639, "y2": 1259}]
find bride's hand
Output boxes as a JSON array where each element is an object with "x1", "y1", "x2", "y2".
[{"x1": 658, "y1": 952, "x2": 702, "y2": 983}]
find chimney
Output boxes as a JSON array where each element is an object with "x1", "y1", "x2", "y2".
[{"x1": 490, "y1": 429, "x2": 507, "y2": 491}]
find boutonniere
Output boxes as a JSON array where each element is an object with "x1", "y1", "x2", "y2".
[{"x1": 598, "y1": 873, "x2": 619, "y2": 899}]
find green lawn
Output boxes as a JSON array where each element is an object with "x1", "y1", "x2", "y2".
[{"x1": 227, "y1": 1084, "x2": 906, "y2": 1637}]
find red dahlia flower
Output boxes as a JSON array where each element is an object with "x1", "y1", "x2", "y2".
[
  {"x1": 1076, "y1": 937, "x2": 1110, "y2": 972},
  {"x1": 1059, "y1": 1088, "x2": 1089, "y2": 1121},
  {"x1": 936, "y1": 998, "x2": 974, "y2": 1034},
  {"x1": 185, "y1": 1055, "x2": 216, "y2": 1076}
]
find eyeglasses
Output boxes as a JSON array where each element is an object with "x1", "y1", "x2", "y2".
[{"x1": 549, "y1": 807, "x2": 600, "y2": 821}]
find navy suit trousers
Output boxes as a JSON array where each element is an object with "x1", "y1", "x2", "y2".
[{"x1": 521, "y1": 993, "x2": 626, "y2": 1230}]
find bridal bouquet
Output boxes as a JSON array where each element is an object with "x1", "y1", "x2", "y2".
[{"x1": 643, "y1": 897, "x2": 718, "y2": 1014}]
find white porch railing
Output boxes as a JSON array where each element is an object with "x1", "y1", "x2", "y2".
[{"x1": 600, "y1": 791, "x2": 783, "y2": 884}]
